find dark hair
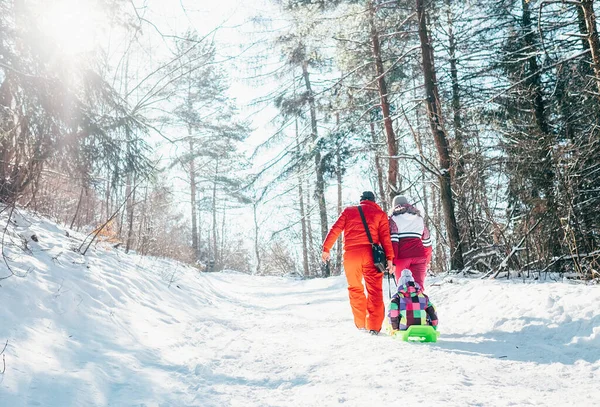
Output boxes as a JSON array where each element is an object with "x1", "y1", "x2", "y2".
[{"x1": 360, "y1": 191, "x2": 375, "y2": 202}]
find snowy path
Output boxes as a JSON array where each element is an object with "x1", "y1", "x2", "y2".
[
  {"x1": 1, "y1": 214, "x2": 599, "y2": 406},
  {"x1": 182, "y1": 274, "x2": 600, "y2": 407}
]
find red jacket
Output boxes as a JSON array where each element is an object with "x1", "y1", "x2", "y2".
[{"x1": 322, "y1": 200, "x2": 394, "y2": 262}]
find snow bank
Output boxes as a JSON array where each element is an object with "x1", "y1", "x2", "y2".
[
  {"x1": 429, "y1": 276, "x2": 600, "y2": 361},
  {"x1": 0, "y1": 211, "x2": 219, "y2": 406}
]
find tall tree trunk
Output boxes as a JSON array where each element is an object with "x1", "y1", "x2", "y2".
[
  {"x1": 368, "y1": 0, "x2": 398, "y2": 202},
  {"x1": 298, "y1": 176, "x2": 309, "y2": 278},
  {"x1": 70, "y1": 187, "x2": 85, "y2": 230},
  {"x1": 84, "y1": 190, "x2": 91, "y2": 230},
  {"x1": 305, "y1": 179, "x2": 315, "y2": 277},
  {"x1": 253, "y1": 201, "x2": 261, "y2": 275},
  {"x1": 581, "y1": 0, "x2": 600, "y2": 94},
  {"x1": 301, "y1": 61, "x2": 329, "y2": 276},
  {"x1": 189, "y1": 135, "x2": 199, "y2": 261},
  {"x1": 445, "y1": 0, "x2": 471, "y2": 251},
  {"x1": 335, "y1": 144, "x2": 343, "y2": 276},
  {"x1": 212, "y1": 157, "x2": 219, "y2": 269},
  {"x1": 522, "y1": 1, "x2": 549, "y2": 136},
  {"x1": 522, "y1": 0, "x2": 560, "y2": 260},
  {"x1": 123, "y1": 54, "x2": 135, "y2": 254},
  {"x1": 198, "y1": 204, "x2": 203, "y2": 261},
  {"x1": 118, "y1": 190, "x2": 126, "y2": 237},
  {"x1": 294, "y1": 119, "x2": 310, "y2": 278},
  {"x1": 445, "y1": 0, "x2": 464, "y2": 175},
  {"x1": 137, "y1": 185, "x2": 148, "y2": 255},
  {"x1": 410, "y1": 84, "x2": 434, "y2": 268},
  {"x1": 577, "y1": 4, "x2": 594, "y2": 53},
  {"x1": 410, "y1": 76, "x2": 430, "y2": 218},
  {"x1": 432, "y1": 183, "x2": 444, "y2": 272},
  {"x1": 104, "y1": 172, "x2": 110, "y2": 221},
  {"x1": 333, "y1": 112, "x2": 343, "y2": 276},
  {"x1": 221, "y1": 199, "x2": 226, "y2": 269},
  {"x1": 416, "y1": 0, "x2": 464, "y2": 270},
  {"x1": 0, "y1": 77, "x2": 12, "y2": 200},
  {"x1": 370, "y1": 121, "x2": 387, "y2": 211},
  {"x1": 125, "y1": 175, "x2": 136, "y2": 253}
]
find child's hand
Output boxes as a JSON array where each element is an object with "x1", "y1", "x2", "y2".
[{"x1": 390, "y1": 330, "x2": 400, "y2": 338}]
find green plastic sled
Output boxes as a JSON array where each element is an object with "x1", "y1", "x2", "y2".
[{"x1": 400, "y1": 325, "x2": 440, "y2": 343}]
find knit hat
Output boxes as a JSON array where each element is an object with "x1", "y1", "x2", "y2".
[
  {"x1": 360, "y1": 191, "x2": 375, "y2": 202},
  {"x1": 398, "y1": 269, "x2": 414, "y2": 287},
  {"x1": 392, "y1": 195, "x2": 409, "y2": 208}
]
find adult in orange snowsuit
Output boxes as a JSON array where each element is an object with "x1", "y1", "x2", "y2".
[{"x1": 321, "y1": 191, "x2": 395, "y2": 334}]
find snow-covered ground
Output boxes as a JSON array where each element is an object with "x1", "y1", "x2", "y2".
[{"x1": 0, "y1": 211, "x2": 599, "y2": 407}]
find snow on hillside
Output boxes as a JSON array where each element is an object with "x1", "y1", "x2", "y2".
[{"x1": 0, "y1": 210, "x2": 599, "y2": 407}]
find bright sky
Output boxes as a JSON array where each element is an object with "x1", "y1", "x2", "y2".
[
  {"x1": 1, "y1": 211, "x2": 599, "y2": 406},
  {"x1": 34, "y1": 0, "x2": 276, "y2": 126}
]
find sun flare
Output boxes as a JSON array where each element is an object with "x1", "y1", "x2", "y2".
[{"x1": 35, "y1": 0, "x2": 106, "y2": 56}]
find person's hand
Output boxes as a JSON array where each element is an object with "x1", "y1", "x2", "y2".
[
  {"x1": 390, "y1": 329, "x2": 400, "y2": 338},
  {"x1": 321, "y1": 251, "x2": 330, "y2": 263},
  {"x1": 386, "y1": 262, "x2": 395, "y2": 275}
]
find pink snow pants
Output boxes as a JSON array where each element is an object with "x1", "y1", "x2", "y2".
[{"x1": 393, "y1": 257, "x2": 427, "y2": 289}]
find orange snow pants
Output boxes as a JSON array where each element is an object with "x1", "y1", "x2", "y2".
[{"x1": 343, "y1": 246, "x2": 385, "y2": 332}]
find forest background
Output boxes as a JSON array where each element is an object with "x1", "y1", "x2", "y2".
[{"x1": 1, "y1": 0, "x2": 598, "y2": 280}]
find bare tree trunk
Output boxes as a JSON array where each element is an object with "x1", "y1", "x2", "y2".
[
  {"x1": 296, "y1": 120, "x2": 310, "y2": 278},
  {"x1": 105, "y1": 173, "x2": 110, "y2": 221},
  {"x1": 521, "y1": 1, "x2": 549, "y2": 136},
  {"x1": 409, "y1": 77, "x2": 430, "y2": 218},
  {"x1": 578, "y1": 4, "x2": 593, "y2": 51},
  {"x1": 445, "y1": 0, "x2": 465, "y2": 180},
  {"x1": 301, "y1": 61, "x2": 329, "y2": 277},
  {"x1": 416, "y1": 0, "x2": 464, "y2": 270},
  {"x1": 189, "y1": 135, "x2": 199, "y2": 262},
  {"x1": 253, "y1": 201, "x2": 261, "y2": 275},
  {"x1": 368, "y1": 0, "x2": 398, "y2": 202},
  {"x1": 522, "y1": 0, "x2": 560, "y2": 261},
  {"x1": 118, "y1": 188, "x2": 126, "y2": 237},
  {"x1": 335, "y1": 140, "x2": 343, "y2": 276},
  {"x1": 83, "y1": 190, "x2": 90, "y2": 231},
  {"x1": 212, "y1": 157, "x2": 219, "y2": 269},
  {"x1": 298, "y1": 177, "x2": 309, "y2": 277},
  {"x1": 301, "y1": 61, "x2": 329, "y2": 257},
  {"x1": 444, "y1": 0, "x2": 471, "y2": 252},
  {"x1": 137, "y1": 185, "x2": 148, "y2": 255},
  {"x1": 123, "y1": 56, "x2": 134, "y2": 252},
  {"x1": 582, "y1": 0, "x2": 600, "y2": 94},
  {"x1": 305, "y1": 179, "x2": 315, "y2": 277},
  {"x1": 198, "y1": 204, "x2": 203, "y2": 261},
  {"x1": 432, "y1": 184, "x2": 446, "y2": 271},
  {"x1": 70, "y1": 187, "x2": 85, "y2": 230},
  {"x1": 125, "y1": 172, "x2": 136, "y2": 253},
  {"x1": 220, "y1": 199, "x2": 226, "y2": 268},
  {"x1": 124, "y1": 52, "x2": 135, "y2": 253},
  {"x1": 370, "y1": 121, "x2": 387, "y2": 211}
]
